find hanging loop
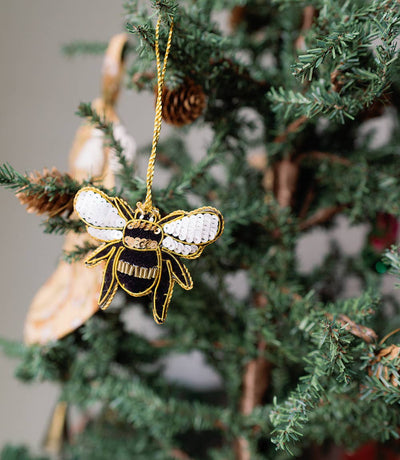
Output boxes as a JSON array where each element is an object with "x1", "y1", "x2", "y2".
[{"x1": 143, "y1": 16, "x2": 174, "y2": 213}]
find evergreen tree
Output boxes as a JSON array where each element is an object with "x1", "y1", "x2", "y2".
[{"x1": 2, "y1": 0, "x2": 400, "y2": 458}]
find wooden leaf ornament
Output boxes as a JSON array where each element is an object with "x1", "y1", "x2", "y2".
[
  {"x1": 24, "y1": 233, "x2": 103, "y2": 344},
  {"x1": 24, "y1": 34, "x2": 135, "y2": 344},
  {"x1": 74, "y1": 187, "x2": 224, "y2": 324}
]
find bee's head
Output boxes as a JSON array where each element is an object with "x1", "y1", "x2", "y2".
[
  {"x1": 123, "y1": 204, "x2": 163, "y2": 249},
  {"x1": 133, "y1": 202, "x2": 161, "y2": 222}
]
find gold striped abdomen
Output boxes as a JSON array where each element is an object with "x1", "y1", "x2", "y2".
[{"x1": 117, "y1": 260, "x2": 158, "y2": 279}]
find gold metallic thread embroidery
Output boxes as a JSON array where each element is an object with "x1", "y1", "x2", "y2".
[{"x1": 117, "y1": 260, "x2": 158, "y2": 279}]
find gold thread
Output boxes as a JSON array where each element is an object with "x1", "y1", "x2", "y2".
[
  {"x1": 114, "y1": 197, "x2": 135, "y2": 221},
  {"x1": 98, "y1": 246, "x2": 121, "y2": 308},
  {"x1": 153, "y1": 259, "x2": 175, "y2": 324},
  {"x1": 168, "y1": 253, "x2": 193, "y2": 290},
  {"x1": 116, "y1": 260, "x2": 159, "y2": 279},
  {"x1": 85, "y1": 242, "x2": 115, "y2": 267},
  {"x1": 100, "y1": 283, "x2": 119, "y2": 311},
  {"x1": 143, "y1": 16, "x2": 174, "y2": 213}
]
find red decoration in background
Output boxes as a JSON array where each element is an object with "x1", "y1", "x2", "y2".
[
  {"x1": 342, "y1": 442, "x2": 400, "y2": 460},
  {"x1": 369, "y1": 213, "x2": 399, "y2": 253},
  {"x1": 343, "y1": 442, "x2": 377, "y2": 460}
]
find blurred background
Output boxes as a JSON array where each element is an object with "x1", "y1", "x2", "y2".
[{"x1": 0, "y1": 0, "x2": 385, "y2": 452}]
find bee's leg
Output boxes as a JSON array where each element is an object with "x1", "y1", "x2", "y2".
[
  {"x1": 98, "y1": 247, "x2": 122, "y2": 310},
  {"x1": 86, "y1": 243, "x2": 116, "y2": 267},
  {"x1": 166, "y1": 253, "x2": 193, "y2": 290},
  {"x1": 152, "y1": 261, "x2": 175, "y2": 324}
]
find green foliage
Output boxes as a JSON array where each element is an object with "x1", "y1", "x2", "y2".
[
  {"x1": 62, "y1": 41, "x2": 108, "y2": 57},
  {"x1": 41, "y1": 216, "x2": 85, "y2": 235},
  {"x1": 0, "y1": 446, "x2": 48, "y2": 460},
  {"x1": 269, "y1": 0, "x2": 400, "y2": 123},
  {"x1": 383, "y1": 246, "x2": 400, "y2": 278},
  {"x1": 76, "y1": 103, "x2": 137, "y2": 191},
  {"x1": 0, "y1": 163, "x2": 91, "y2": 236},
  {"x1": 62, "y1": 241, "x2": 98, "y2": 263},
  {"x1": 0, "y1": 163, "x2": 83, "y2": 198},
  {"x1": 3, "y1": 0, "x2": 400, "y2": 458}
]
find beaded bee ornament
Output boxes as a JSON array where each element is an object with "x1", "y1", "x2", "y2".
[{"x1": 74, "y1": 15, "x2": 224, "y2": 323}]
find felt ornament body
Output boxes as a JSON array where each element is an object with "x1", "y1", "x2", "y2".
[
  {"x1": 74, "y1": 187, "x2": 224, "y2": 323},
  {"x1": 24, "y1": 34, "x2": 135, "y2": 344}
]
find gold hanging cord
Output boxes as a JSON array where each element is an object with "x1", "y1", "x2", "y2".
[{"x1": 142, "y1": 15, "x2": 174, "y2": 213}]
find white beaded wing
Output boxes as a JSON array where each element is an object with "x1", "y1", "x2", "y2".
[
  {"x1": 160, "y1": 207, "x2": 224, "y2": 259},
  {"x1": 74, "y1": 187, "x2": 126, "y2": 242}
]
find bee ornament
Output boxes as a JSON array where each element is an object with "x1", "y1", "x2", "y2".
[
  {"x1": 74, "y1": 187, "x2": 224, "y2": 323},
  {"x1": 74, "y1": 15, "x2": 224, "y2": 323}
]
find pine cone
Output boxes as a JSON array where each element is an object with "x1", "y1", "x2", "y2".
[
  {"x1": 16, "y1": 168, "x2": 74, "y2": 217},
  {"x1": 158, "y1": 79, "x2": 206, "y2": 127}
]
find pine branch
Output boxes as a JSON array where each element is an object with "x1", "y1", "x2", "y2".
[
  {"x1": 270, "y1": 318, "x2": 359, "y2": 452},
  {"x1": 274, "y1": 115, "x2": 308, "y2": 143},
  {"x1": 325, "y1": 313, "x2": 377, "y2": 344},
  {"x1": 62, "y1": 371, "x2": 231, "y2": 437},
  {"x1": 159, "y1": 130, "x2": 227, "y2": 209},
  {"x1": 76, "y1": 103, "x2": 136, "y2": 190},
  {"x1": 0, "y1": 338, "x2": 26, "y2": 360},
  {"x1": 126, "y1": 4, "x2": 271, "y2": 121},
  {"x1": 293, "y1": 31, "x2": 360, "y2": 82},
  {"x1": 362, "y1": 374, "x2": 400, "y2": 405},
  {"x1": 41, "y1": 216, "x2": 85, "y2": 235},
  {"x1": 170, "y1": 448, "x2": 194, "y2": 460},
  {"x1": 62, "y1": 41, "x2": 108, "y2": 57},
  {"x1": 268, "y1": 86, "x2": 358, "y2": 122},
  {"x1": 1, "y1": 445, "x2": 49, "y2": 460},
  {"x1": 296, "y1": 150, "x2": 352, "y2": 166},
  {"x1": 299, "y1": 205, "x2": 347, "y2": 231},
  {"x1": 151, "y1": 0, "x2": 178, "y2": 20},
  {"x1": 62, "y1": 242, "x2": 98, "y2": 263},
  {"x1": 383, "y1": 246, "x2": 400, "y2": 279},
  {"x1": 0, "y1": 163, "x2": 30, "y2": 190},
  {"x1": 0, "y1": 163, "x2": 84, "y2": 198}
]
